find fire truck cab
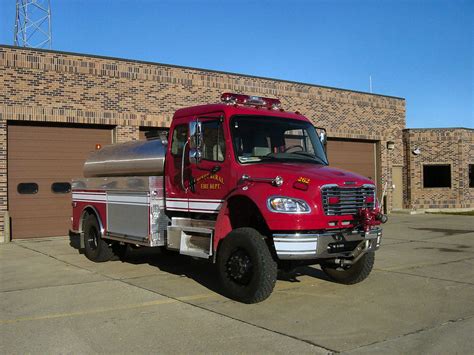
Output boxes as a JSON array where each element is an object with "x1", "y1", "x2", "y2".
[{"x1": 71, "y1": 93, "x2": 385, "y2": 303}]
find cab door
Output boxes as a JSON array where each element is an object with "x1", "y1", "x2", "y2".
[
  {"x1": 165, "y1": 122, "x2": 191, "y2": 212},
  {"x1": 187, "y1": 116, "x2": 230, "y2": 214}
]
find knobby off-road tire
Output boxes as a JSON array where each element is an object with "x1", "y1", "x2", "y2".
[
  {"x1": 321, "y1": 252, "x2": 375, "y2": 285},
  {"x1": 83, "y1": 214, "x2": 114, "y2": 262},
  {"x1": 217, "y1": 228, "x2": 277, "y2": 304}
]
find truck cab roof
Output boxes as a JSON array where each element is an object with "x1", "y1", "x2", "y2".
[{"x1": 173, "y1": 103, "x2": 309, "y2": 122}]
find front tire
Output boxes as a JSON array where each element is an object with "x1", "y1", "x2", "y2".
[
  {"x1": 83, "y1": 214, "x2": 114, "y2": 262},
  {"x1": 321, "y1": 252, "x2": 375, "y2": 284},
  {"x1": 217, "y1": 228, "x2": 277, "y2": 303}
]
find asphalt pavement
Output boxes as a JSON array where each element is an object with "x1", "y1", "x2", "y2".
[{"x1": 1, "y1": 214, "x2": 473, "y2": 354}]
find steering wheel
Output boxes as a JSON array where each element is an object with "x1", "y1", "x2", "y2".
[{"x1": 283, "y1": 145, "x2": 304, "y2": 153}]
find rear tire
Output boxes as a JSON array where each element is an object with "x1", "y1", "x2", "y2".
[
  {"x1": 217, "y1": 228, "x2": 277, "y2": 303},
  {"x1": 321, "y1": 252, "x2": 375, "y2": 284},
  {"x1": 83, "y1": 214, "x2": 114, "y2": 262}
]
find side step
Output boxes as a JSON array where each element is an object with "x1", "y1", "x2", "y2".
[
  {"x1": 167, "y1": 218, "x2": 215, "y2": 259},
  {"x1": 179, "y1": 227, "x2": 213, "y2": 259}
]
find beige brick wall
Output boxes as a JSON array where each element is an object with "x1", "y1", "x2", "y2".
[
  {"x1": 115, "y1": 125, "x2": 139, "y2": 143},
  {"x1": 0, "y1": 45, "x2": 406, "y2": 238},
  {"x1": 404, "y1": 128, "x2": 474, "y2": 209},
  {"x1": 0, "y1": 117, "x2": 6, "y2": 236}
]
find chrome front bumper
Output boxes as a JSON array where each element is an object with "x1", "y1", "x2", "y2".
[{"x1": 273, "y1": 227, "x2": 382, "y2": 260}]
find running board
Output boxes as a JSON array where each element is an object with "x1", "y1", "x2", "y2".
[{"x1": 104, "y1": 232, "x2": 153, "y2": 247}]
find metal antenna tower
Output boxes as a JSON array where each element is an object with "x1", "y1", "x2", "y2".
[{"x1": 14, "y1": 0, "x2": 52, "y2": 49}]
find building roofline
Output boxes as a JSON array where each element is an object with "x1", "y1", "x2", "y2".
[
  {"x1": 404, "y1": 127, "x2": 474, "y2": 131},
  {"x1": 0, "y1": 44, "x2": 405, "y2": 101}
]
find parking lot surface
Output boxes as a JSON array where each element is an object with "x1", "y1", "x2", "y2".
[{"x1": 1, "y1": 214, "x2": 473, "y2": 354}]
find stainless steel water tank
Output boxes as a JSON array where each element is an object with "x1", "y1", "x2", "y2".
[{"x1": 83, "y1": 139, "x2": 167, "y2": 177}]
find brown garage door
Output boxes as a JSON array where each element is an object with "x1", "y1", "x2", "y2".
[
  {"x1": 8, "y1": 123, "x2": 112, "y2": 239},
  {"x1": 326, "y1": 139, "x2": 377, "y2": 182}
]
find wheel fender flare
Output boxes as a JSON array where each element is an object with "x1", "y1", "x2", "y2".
[
  {"x1": 214, "y1": 200, "x2": 232, "y2": 252},
  {"x1": 214, "y1": 191, "x2": 264, "y2": 252}
]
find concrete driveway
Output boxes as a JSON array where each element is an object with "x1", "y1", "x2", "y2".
[{"x1": 1, "y1": 214, "x2": 473, "y2": 354}]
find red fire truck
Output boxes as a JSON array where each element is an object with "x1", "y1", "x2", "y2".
[{"x1": 71, "y1": 93, "x2": 385, "y2": 303}]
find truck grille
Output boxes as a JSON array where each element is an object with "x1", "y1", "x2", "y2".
[{"x1": 321, "y1": 185, "x2": 376, "y2": 216}]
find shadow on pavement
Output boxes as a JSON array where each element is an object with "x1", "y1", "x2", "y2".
[
  {"x1": 117, "y1": 247, "x2": 225, "y2": 296},
  {"x1": 279, "y1": 266, "x2": 332, "y2": 283},
  {"x1": 65, "y1": 228, "x2": 334, "y2": 298},
  {"x1": 67, "y1": 242, "x2": 332, "y2": 297}
]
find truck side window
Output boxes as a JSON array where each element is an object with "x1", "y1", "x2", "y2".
[
  {"x1": 202, "y1": 120, "x2": 225, "y2": 162},
  {"x1": 171, "y1": 124, "x2": 188, "y2": 157}
]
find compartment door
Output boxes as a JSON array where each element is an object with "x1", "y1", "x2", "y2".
[{"x1": 107, "y1": 192, "x2": 149, "y2": 240}]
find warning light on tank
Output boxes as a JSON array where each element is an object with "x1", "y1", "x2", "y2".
[{"x1": 95, "y1": 144, "x2": 102, "y2": 150}]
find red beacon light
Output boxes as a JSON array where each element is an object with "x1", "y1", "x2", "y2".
[{"x1": 221, "y1": 92, "x2": 282, "y2": 110}]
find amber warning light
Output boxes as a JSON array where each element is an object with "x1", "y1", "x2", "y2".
[
  {"x1": 221, "y1": 92, "x2": 282, "y2": 110},
  {"x1": 95, "y1": 144, "x2": 102, "y2": 150}
]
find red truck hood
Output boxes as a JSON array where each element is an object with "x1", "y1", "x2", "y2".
[{"x1": 244, "y1": 162, "x2": 374, "y2": 187}]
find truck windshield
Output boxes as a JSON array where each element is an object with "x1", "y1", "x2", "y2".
[{"x1": 231, "y1": 115, "x2": 328, "y2": 165}]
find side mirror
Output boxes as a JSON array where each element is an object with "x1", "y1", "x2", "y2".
[
  {"x1": 189, "y1": 120, "x2": 203, "y2": 164},
  {"x1": 189, "y1": 148, "x2": 202, "y2": 165},
  {"x1": 320, "y1": 131, "x2": 327, "y2": 145},
  {"x1": 316, "y1": 127, "x2": 327, "y2": 149}
]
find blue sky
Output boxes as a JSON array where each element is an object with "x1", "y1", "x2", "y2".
[{"x1": 1, "y1": 0, "x2": 472, "y2": 128}]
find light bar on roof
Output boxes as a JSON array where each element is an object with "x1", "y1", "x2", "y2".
[{"x1": 220, "y1": 92, "x2": 282, "y2": 110}]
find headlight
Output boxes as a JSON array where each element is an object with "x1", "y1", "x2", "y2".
[{"x1": 267, "y1": 196, "x2": 311, "y2": 214}]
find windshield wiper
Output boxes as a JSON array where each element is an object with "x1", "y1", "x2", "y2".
[
  {"x1": 256, "y1": 152, "x2": 327, "y2": 165},
  {"x1": 290, "y1": 151, "x2": 327, "y2": 165},
  {"x1": 259, "y1": 155, "x2": 281, "y2": 161}
]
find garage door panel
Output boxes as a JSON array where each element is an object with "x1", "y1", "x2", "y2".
[
  {"x1": 10, "y1": 210, "x2": 71, "y2": 221},
  {"x1": 9, "y1": 178, "x2": 74, "y2": 197},
  {"x1": 8, "y1": 148, "x2": 101, "y2": 160},
  {"x1": 9, "y1": 193, "x2": 71, "y2": 210},
  {"x1": 10, "y1": 137, "x2": 108, "y2": 147},
  {"x1": 9, "y1": 139, "x2": 105, "y2": 153},
  {"x1": 10, "y1": 200, "x2": 71, "y2": 218},
  {"x1": 9, "y1": 162, "x2": 87, "y2": 179},
  {"x1": 9, "y1": 126, "x2": 111, "y2": 142},
  {"x1": 326, "y1": 139, "x2": 376, "y2": 182},
  {"x1": 9, "y1": 204, "x2": 71, "y2": 218},
  {"x1": 11, "y1": 217, "x2": 71, "y2": 239},
  {"x1": 8, "y1": 124, "x2": 112, "y2": 239},
  {"x1": 8, "y1": 191, "x2": 71, "y2": 202}
]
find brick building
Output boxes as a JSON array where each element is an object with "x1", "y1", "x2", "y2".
[
  {"x1": 1, "y1": 45, "x2": 407, "y2": 239},
  {"x1": 403, "y1": 128, "x2": 474, "y2": 210}
]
